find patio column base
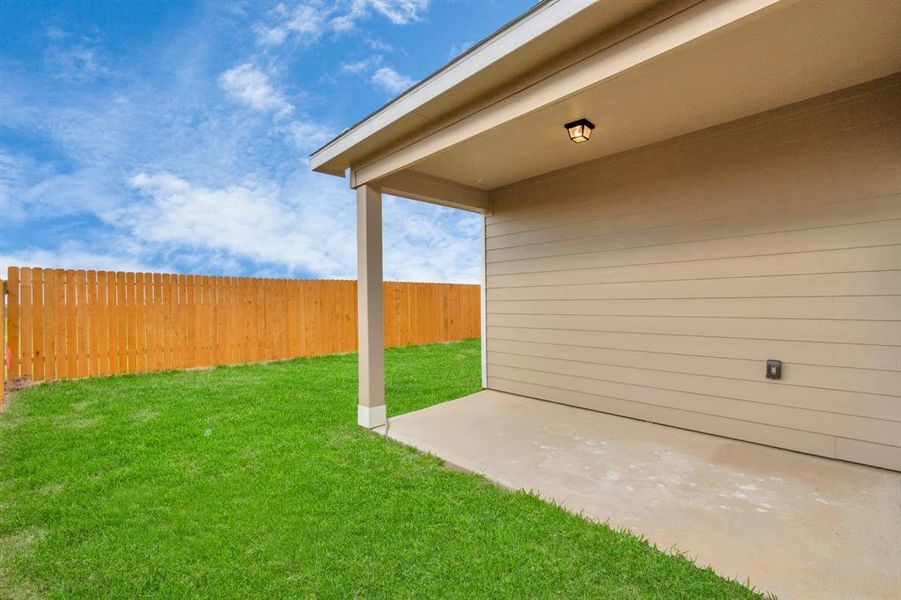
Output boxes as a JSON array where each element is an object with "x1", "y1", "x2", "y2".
[{"x1": 358, "y1": 404, "x2": 387, "y2": 429}]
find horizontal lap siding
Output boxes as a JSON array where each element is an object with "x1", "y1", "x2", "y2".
[{"x1": 485, "y1": 75, "x2": 901, "y2": 471}]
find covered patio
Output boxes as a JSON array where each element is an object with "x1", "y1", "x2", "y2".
[
  {"x1": 312, "y1": 0, "x2": 901, "y2": 469},
  {"x1": 309, "y1": 1, "x2": 901, "y2": 597},
  {"x1": 379, "y1": 390, "x2": 901, "y2": 599}
]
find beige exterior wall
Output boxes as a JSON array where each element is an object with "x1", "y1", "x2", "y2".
[{"x1": 485, "y1": 75, "x2": 901, "y2": 471}]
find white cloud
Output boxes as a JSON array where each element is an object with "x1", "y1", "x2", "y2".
[
  {"x1": 218, "y1": 63, "x2": 333, "y2": 152},
  {"x1": 21, "y1": 170, "x2": 122, "y2": 221},
  {"x1": 285, "y1": 119, "x2": 336, "y2": 152},
  {"x1": 343, "y1": 58, "x2": 416, "y2": 97},
  {"x1": 46, "y1": 45, "x2": 107, "y2": 81},
  {"x1": 257, "y1": 3, "x2": 326, "y2": 46},
  {"x1": 367, "y1": 0, "x2": 429, "y2": 25},
  {"x1": 43, "y1": 30, "x2": 109, "y2": 82},
  {"x1": 219, "y1": 64, "x2": 294, "y2": 116},
  {"x1": 0, "y1": 147, "x2": 123, "y2": 224},
  {"x1": 258, "y1": 1, "x2": 429, "y2": 44},
  {"x1": 341, "y1": 55, "x2": 382, "y2": 74},
  {"x1": 0, "y1": 242, "x2": 162, "y2": 276},
  {"x1": 447, "y1": 39, "x2": 474, "y2": 59},
  {"x1": 383, "y1": 196, "x2": 481, "y2": 283},
  {"x1": 371, "y1": 66, "x2": 415, "y2": 94},
  {"x1": 45, "y1": 26, "x2": 66, "y2": 41},
  {"x1": 123, "y1": 170, "x2": 480, "y2": 282},
  {"x1": 126, "y1": 171, "x2": 357, "y2": 277},
  {"x1": 0, "y1": 149, "x2": 26, "y2": 221},
  {"x1": 329, "y1": 1, "x2": 368, "y2": 32},
  {"x1": 364, "y1": 36, "x2": 393, "y2": 52}
]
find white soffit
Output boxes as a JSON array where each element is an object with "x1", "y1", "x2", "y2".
[
  {"x1": 408, "y1": 0, "x2": 901, "y2": 189},
  {"x1": 351, "y1": 0, "x2": 784, "y2": 187}
]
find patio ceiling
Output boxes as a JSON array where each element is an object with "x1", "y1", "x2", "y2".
[{"x1": 404, "y1": 0, "x2": 901, "y2": 191}]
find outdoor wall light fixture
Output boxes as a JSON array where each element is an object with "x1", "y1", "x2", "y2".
[{"x1": 564, "y1": 118, "x2": 595, "y2": 143}]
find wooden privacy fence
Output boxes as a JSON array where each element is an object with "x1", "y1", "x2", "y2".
[{"x1": 1, "y1": 267, "x2": 479, "y2": 388}]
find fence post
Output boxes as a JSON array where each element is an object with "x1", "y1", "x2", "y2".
[
  {"x1": 1, "y1": 278, "x2": 6, "y2": 408},
  {"x1": 8, "y1": 268, "x2": 18, "y2": 382}
]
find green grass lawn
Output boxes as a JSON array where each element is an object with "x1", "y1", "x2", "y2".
[{"x1": 0, "y1": 339, "x2": 757, "y2": 598}]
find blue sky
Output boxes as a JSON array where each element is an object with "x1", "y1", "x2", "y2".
[{"x1": 0, "y1": 0, "x2": 533, "y2": 282}]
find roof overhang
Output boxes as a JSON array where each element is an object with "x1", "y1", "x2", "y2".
[
  {"x1": 310, "y1": 0, "x2": 653, "y2": 176},
  {"x1": 310, "y1": 0, "x2": 901, "y2": 213}
]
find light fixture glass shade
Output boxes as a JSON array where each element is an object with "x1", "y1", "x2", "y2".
[{"x1": 564, "y1": 118, "x2": 595, "y2": 143}]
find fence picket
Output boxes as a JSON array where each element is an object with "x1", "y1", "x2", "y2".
[
  {"x1": 87, "y1": 271, "x2": 99, "y2": 376},
  {"x1": 162, "y1": 274, "x2": 173, "y2": 371},
  {"x1": 32, "y1": 268, "x2": 45, "y2": 380},
  {"x1": 152, "y1": 274, "x2": 162, "y2": 371},
  {"x1": 1, "y1": 278, "x2": 4, "y2": 406},
  {"x1": 134, "y1": 273, "x2": 143, "y2": 373},
  {"x1": 20, "y1": 268, "x2": 34, "y2": 380},
  {"x1": 8, "y1": 268, "x2": 20, "y2": 380},
  {"x1": 52, "y1": 270, "x2": 66, "y2": 379},
  {"x1": 108, "y1": 271, "x2": 120, "y2": 375},
  {"x1": 97, "y1": 271, "x2": 110, "y2": 376},
  {"x1": 43, "y1": 269, "x2": 57, "y2": 381},
  {"x1": 74, "y1": 271, "x2": 87, "y2": 377}
]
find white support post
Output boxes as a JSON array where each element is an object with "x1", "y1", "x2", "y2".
[
  {"x1": 356, "y1": 184, "x2": 386, "y2": 428},
  {"x1": 481, "y1": 214, "x2": 488, "y2": 389}
]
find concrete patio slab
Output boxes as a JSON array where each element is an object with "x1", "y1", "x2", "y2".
[{"x1": 378, "y1": 390, "x2": 901, "y2": 599}]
